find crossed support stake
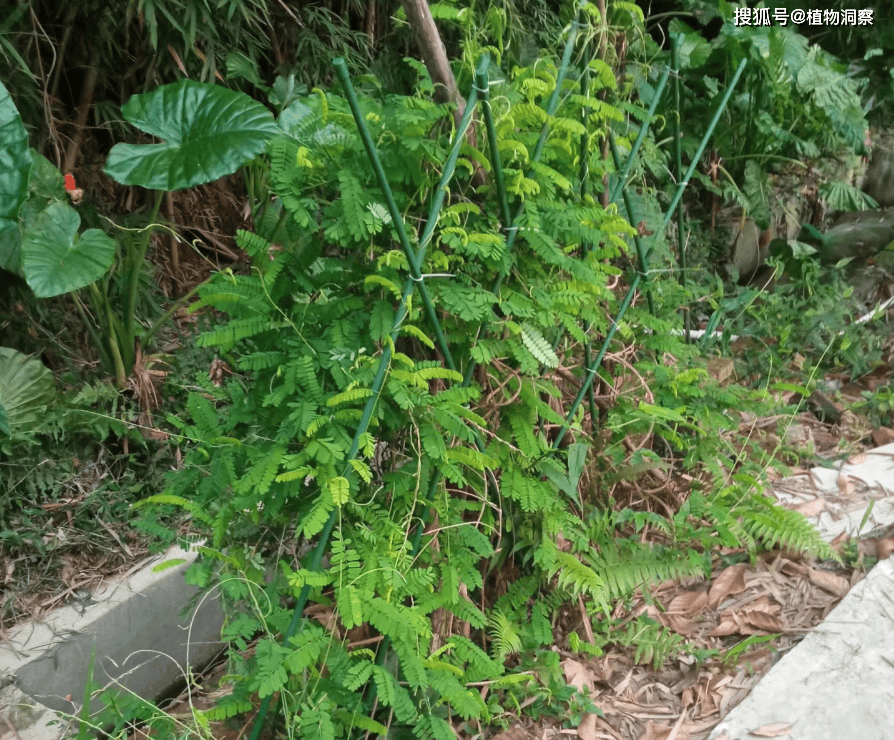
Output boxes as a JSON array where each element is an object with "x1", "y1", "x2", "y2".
[{"x1": 248, "y1": 37, "x2": 748, "y2": 738}]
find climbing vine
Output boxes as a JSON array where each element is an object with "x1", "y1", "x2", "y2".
[{"x1": 122, "y1": 28, "x2": 833, "y2": 740}]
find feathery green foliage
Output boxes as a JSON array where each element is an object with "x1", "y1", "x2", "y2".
[{"x1": 118, "y1": 20, "x2": 837, "y2": 738}]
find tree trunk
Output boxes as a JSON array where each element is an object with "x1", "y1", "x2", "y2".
[{"x1": 399, "y1": 0, "x2": 486, "y2": 185}]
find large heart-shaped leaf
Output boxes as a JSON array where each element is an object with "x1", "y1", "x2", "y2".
[
  {"x1": 0, "y1": 80, "x2": 32, "y2": 223},
  {"x1": 0, "y1": 347, "x2": 56, "y2": 440},
  {"x1": 28, "y1": 148, "x2": 66, "y2": 203},
  {"x1": 278, "y1": 97, "x2": 348, "y2": 148},
  {"x1": 105, "y1": 79, "x2": 278, "y2": 191},
  {"x1": 0, "y1": 221, "x2": 21, "y2": 274},
  {"x1": 0, "y1": 149, "x2": 69, "y2": 275},
  {"x1": 0, "y1": 80, "x2": 32, "y2": 273},
  {"x1": 22, "y1": 201, "x2": 116, "y2": 297}
]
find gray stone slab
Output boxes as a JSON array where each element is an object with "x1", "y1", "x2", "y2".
[
  {"x1": 709, "y1": 557, "x2": 894, "y2": 740},
  {"x1": 0, "y1": 545, "x2": 225, "y2": 738},
  {"x1": 772, "y1": 443, "x2": 894, "y2": 542}
]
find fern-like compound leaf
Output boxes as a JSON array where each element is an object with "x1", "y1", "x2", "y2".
[{"x1": 520, "y1": 323, "x2": 559, "y2": 369}]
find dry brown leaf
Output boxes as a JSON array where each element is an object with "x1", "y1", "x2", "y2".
[
  {"x1": 208, "y1": 357, "x2": 233, "y2": 387},
  {"x1": 637, "y1": 722, "x2": 676, "y2": 740},
  {"x1": 749, "y1": 721, "x2": 793, "y2": 737},
  {"x1": 562, "y1": 656, "x2": 601, "y2": 738},
  {"x1": 667, "y1": 590, "x2": 708, "y2": 616},
  {"x1": 562, "y1": 658, "x2": 594, "y2": 691},
  {"x1": 740, "y1": 610, "x2": 786, "y2": 633},
  {"x1": 658, "y1": 613, "x2": 700, "y2": 636},
  {"x1": 577, "y1": 712, "x2": 598, "y2": 740},
  {"x1": 790, "y1": 498, "x2": 825, "y2": 517},
  {"x1": 830, "y1": 530, "x2": 849, "y2": 549},
  {"x1": 837, "y1": 473, "x2": 855, "y2": 496},
  {"x1": 708, "y1": 564, "x2": 749, "y2": 608},
  {"x1": 613, "y1": 668, "x2": 634, "y2": 696},
  {"x1": 489, "y1": 728, "x2": 536, "y2": 740},
  {"x1": 710, "y1": 617, "x2": 739, "y2": 636},
  {"x1": 805, "y1": 567, "x2": 849, "y2": 596},
  {"x1": 707, "y1": 357, "x2": 735, "y2": 384},
  {"x1": 303, "y1": 603, "x2": 340, "y2": 636},
  {"x1": 859, "y1": 537, "x2": 878, "y2": 558},
  {"x1": 747, "y1": 595, "x2": 781, "y2": 613}
]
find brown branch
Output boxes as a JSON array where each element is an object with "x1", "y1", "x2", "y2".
[
  {"x1": 63, "y1": 50, "x2": 99, "y2": 175},
  {"x1": 399, "y1": 0, "x2": 486, "y2": 186}
]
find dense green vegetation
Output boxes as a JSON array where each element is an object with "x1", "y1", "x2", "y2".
[{"x1": 2, "y1": 1, "x2": 893, "y2": 738}]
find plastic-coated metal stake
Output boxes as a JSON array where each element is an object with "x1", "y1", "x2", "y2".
[
  {"x1": 359, "y1": 30, "x2": 588, "y2": 709},
  {"x1": 418, "y1": 56, "x2": 494, "y2": 250},
  {"x1": 551, "y1": 58, "x2": 748, "y2": 451},
  {"x1": 348, "y1": 17, "x2": 583, "y2": 713},
  {"x1": 608, "y1": 68, "x2": 670, "y2": 205},
  {"x1": 661, "y1": 59, "x2": 747, "y2": 230},
  {"x1": 563, "y1": 64, "x2": 669, "y2": 425},
  {"x1": 578, "y1": 61, "x2": 602, "y2": 427},
  {"x1": 478, "y1": 67, "x2": 512, "y2": 237},
  {"x1": 332, "y1": 57, "x2": 477, "y2": 374},
  {"x1": 248, "y1": 56, "x2": 493, "y2": 740},
  {"x1": 670, "y1": 34, "x2": 689, "y2": 339},
  {"x1": 461, "y1": 12, "x2": 582, "y2": 387},
  {"x1": 335, "y1": 55, "x2": 492, "y2": 466},
  {"x1": 576, "y1": 65, "x2": 670, "y2": 427},
  {"x1": 608, "y1": 132, "x2": 655, "y2": 316}
]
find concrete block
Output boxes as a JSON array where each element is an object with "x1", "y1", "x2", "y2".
[{"x1": 0, "y1": 545, "x2": 225, "y2": 739}]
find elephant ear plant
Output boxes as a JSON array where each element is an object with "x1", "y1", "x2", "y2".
[
  {"x1": 0, "y1": 78, "x2": 277, "y2": 387},
  {"x1": 0, "y1": 347, "x2": 57, "y2": 450}
]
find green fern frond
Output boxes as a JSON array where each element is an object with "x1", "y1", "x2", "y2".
[
  {"x1": 414, "y1": 715, "x2": 455, "y2": 740},
  {"x1": 366, "y1": 597, "x2": 430, "y2": 644},
  {"x1": 529, "y1": 161, "x2": 573, "y2": 193},
  {"x1": 234, "y1": 444, "x2": 285, "y2": 495},
  {"x1": 444, "y1": 445, "x2": 496, "y2": 471},
  {"x1": 298, "y1": 700, "x2": 335, "y2": 740},
  {"x1": 520, "y1": 322, "x2": 560, "y2": 368},
  {"x1": 400, "y1": 323, "x2": 436, "y2": 349},
  {"x1": 337, "y1": 169, "x2": 368, "y2": 243},
  {"x1": 488, "y1": 610, "x2": 522, "y2": 662},
  {"x1": 427, "y1": 670, "x2": 487, "y2": 720},
  {"x1": 287, "y1": 568, "x2": 332, "y2": 589},
  {"x1": 202, "y1": 697, "x2": 253, "y2": 721},
  {"x1": 332, "y1": 710, "x2": 387, "y2": 736},
  {"x1": 235, "y1": 229, "x2": 271, "y2": 258},
  {"x1": 186, "y1": 392, "x2": 221, "y2": 435},
  {"x1": 327, "y1": 387, "x2": 373, "y2": 407},
  {"x1": 302, "y1": 490, "x2": 335, "y2": 537},
  {"x1": 132, "y1": 493, "x2": 214, "y2": 525},
  {"x1": 296, "y1": 354, "x2": 326, "y2": 404},
  {"x1": 585, "y1": 542, "x2": 704, "y2": 602},
  {"x1": 236, "y1": 351, "x2": 285, "y2": 371},
  {"x1": 552, "y1": 550, "x2": 607, "y2": 606},
  {"x1": 503, "y1": 466, "x2": 555, "y2": 513},
  {"x1": 737, "y1": 495, "x2": 837, "y2": 560},
  {"x1": 197, "y1": 317, "x2": 273, "y2": 350},
  {"x1": 364, "y1": 273, "x2": 402, "y2": 300}
]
